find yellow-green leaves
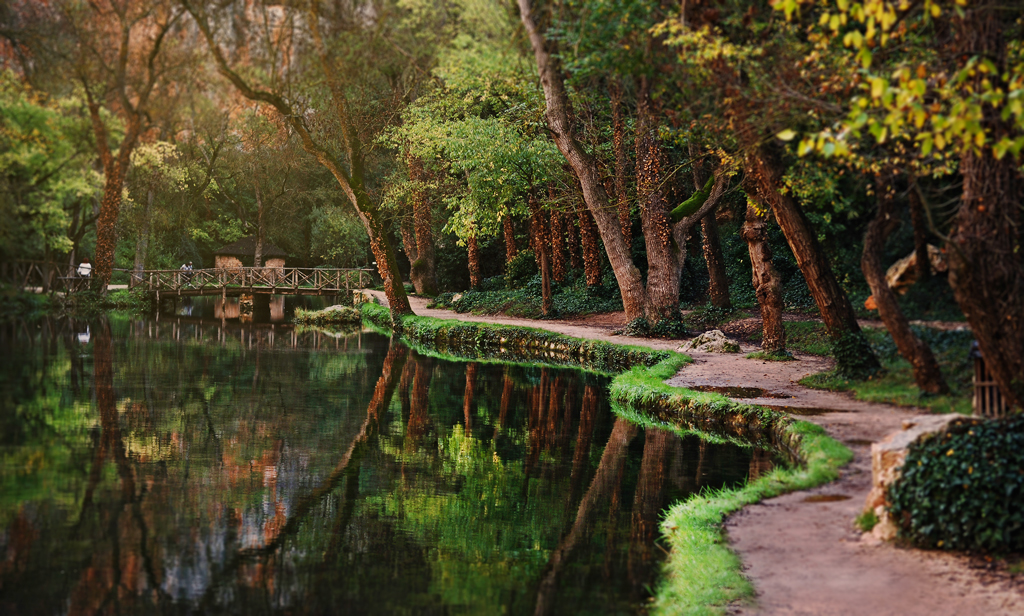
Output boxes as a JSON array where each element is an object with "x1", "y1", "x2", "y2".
[{"x1": 776, "y1": 129, "x2": 798, "y2": 141}]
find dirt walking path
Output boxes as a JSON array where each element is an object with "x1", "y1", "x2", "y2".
[{"x1": 364, "y1": 292, "x2": 1024, "y2": 614}]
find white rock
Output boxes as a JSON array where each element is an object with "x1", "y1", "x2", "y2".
[{"x1": 680, "y1": 329, "x2": 741, "y2": 353}]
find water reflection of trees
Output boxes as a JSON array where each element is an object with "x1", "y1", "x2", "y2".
[{"x1": 0, "y1": 320, "x2": 766, "y2": 615}]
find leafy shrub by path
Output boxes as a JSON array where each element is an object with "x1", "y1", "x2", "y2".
[
  {"x1": 800, "y1": 325, "x2": 973, "y2": 414},
  {"x1": 618, "y1": 317, "x2": 689, "y2": 339},
  {"x1": 889, "y1": 415, "x2": 1024, "y2": 552},
  {"x1": 429, "y1": 276, "x2": 623, "y2": 318},
  {"x1": 0, "y1": 285, "x2": 52, "y2": 320}
]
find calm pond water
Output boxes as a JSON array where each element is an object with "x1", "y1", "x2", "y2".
[{"x1": 0, "y1": 315, "x2": 773, "y2": 615}]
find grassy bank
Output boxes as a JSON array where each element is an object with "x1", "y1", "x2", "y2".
[
  {"x1": 799, "y1": 325, "x2": 974, "y2": 415},
  {"x1": 360, "y1": 302, "x2": 851, "y2": 614}
]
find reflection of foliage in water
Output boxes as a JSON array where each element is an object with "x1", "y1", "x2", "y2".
[{"x1": 0, "y1": 317, "x2": 757, "y2": 615}]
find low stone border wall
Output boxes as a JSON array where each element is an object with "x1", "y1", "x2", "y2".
[{"x1": 360, "y1": 302, "x2": 852, "y2": 614}]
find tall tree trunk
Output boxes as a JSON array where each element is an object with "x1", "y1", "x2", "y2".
[
  {"x1": 551, "y1": 208, "x2": 567, "y2": 283},
  {"x1": 463, "y1": 363, "x2": 477, "y2": 433},
  {"x1": 467, "y1": 235, "x2": 482, "y2": 290},
  {"x1": 401, "y1": 214, "x2": 418, "y2": 267},
  {"x1": 576, "y1": 200, "x2": 602, "y2": 288},
  {"x1": 566, "y1": 212, "x2": 582, "y2": 271},
  {"x1": 907, "y1": 182, "x2": 931, "y2": 283},
  {"x1": 745, "y1": 147, "x2": 880, "y2": 376},
  {"x1": 628, "y1": 429, "x2": 669, "y2": 595},
  {"x1": 529, "y1": 193, "x2": 554, "y2": 315},
  {"x1": 133, "y1": 189, "x2": 153, "y2": 286},
  {"x1": 636, "y1": 83, "x2": 682, "y2": 321},
  {"x1": 692, "y1": 146, "x2": 731, "y2": 309},
  {"x1": 611, "y1": 81, "x2": 632, "y2": 249},
  {"x1": 947, "y1": 1, "x2": 1024, "y2": 409},
  {"x1": 863, "y1": 176, "x2": 949, "y2": 394},
  {"x1": 253, "y1": 175, "x2": 264, "y2": 267},
  {"x1": 518, "y1": 0, "x2": 647, "y2": 320},
  {"x1": 189, "y1": 3, "x2": 412, "y2": 320},
  {"x1": 503, "y1": 216, "x2": 517, "y2": 265},
  {"x1": 409, "y1": 155, "x2": 439, "y2": 296},
  {"x1": 740, "y1": 202, "x2": 786, "y2": 354}
]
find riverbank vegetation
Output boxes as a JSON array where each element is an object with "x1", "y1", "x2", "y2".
[{"x1": 3, "y1": 0, "x2": 1023, "y2": 610}]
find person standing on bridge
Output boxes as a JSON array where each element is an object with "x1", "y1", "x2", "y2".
[
  {"x1": 180, "y1": 261, "x2": 193, "y2": 286},
  {"x1": 77, "y1": 258, "x2": 91, "y2": 277}
]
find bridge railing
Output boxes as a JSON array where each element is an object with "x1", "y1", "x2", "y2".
[{"x1": 127, "y1": 267, "x2": 378, "y2": 293}]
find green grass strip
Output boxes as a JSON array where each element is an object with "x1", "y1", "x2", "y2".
[{"x1": 361, "y1": 302, "x2": 853, "y2": 615}]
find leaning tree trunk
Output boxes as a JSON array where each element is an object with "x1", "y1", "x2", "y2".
[
  {"x1": 746, "y1": 147, "x2": 880, "y2": 377},
  {"x1": 863, "y1": 175, "x2": 949, "y2": 394},
  {"x1": 518, "y1": 0, "x2": 647, "y2": 320},
  {"x1": 947, "y1": 0, "x2": 1024, "y2": 409},
  {"x1": 740, "y1": 202, "x2": 786, "y2": 354},
  {"x1": 692, "y1": 146, "x2": 731, "y2": 309}
]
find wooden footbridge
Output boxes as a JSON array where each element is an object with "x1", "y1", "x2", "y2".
[
  {"x1": 131, "y1": 267, "x2": 377, "y2": 299},
  {"x1": 1, "y1": 261, "x2": 378, "y2": 297}
]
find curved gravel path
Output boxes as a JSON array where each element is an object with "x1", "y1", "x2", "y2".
[{"x1": 365, "y1": 292, "x2": 1024, "y2": 615}]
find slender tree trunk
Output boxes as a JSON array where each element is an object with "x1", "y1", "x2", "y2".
[
  {"x1": 254, "y1": 175, "x2": 264, "y2": 267},
  {"x1": 551, "y1": 208, "x2": 566, "y2": 283},
  {"x1": 467, "y1": 236, "x2": 482, "y2": 290},
  {"x1": 863, "y1": 176, "x2": 949, "y2": 394},
  {"x1": 463, "y1": 363, "x2": 477, "y2": 432},
  {"x1": 740, "y1": 202, "x2": 786, "y2": 354},
  {"x1": 529, "y1": 193, "x2": 554, "y2": 315},
  {"x1": 746, "y1": 147, "x2": 879, "y2": 376},
  {"x1": 503, "y1": 216, "x2": 517, "y2": 265},
  {"x1": 407, "y1": 355, "x2": 432, "y2": 442},
  {"x1": 401, "y1": 215, "x2": 418, "y2": 267},
  {"x1": 611, "y1": 81, "x2": 632, "y2": 248},
  {"x1": 692, "y1": 146, "x2": 731, "y2": 308},
  {"x1": 566, "y1": 214, "x2": 582, "y2": 271},
  {"x1": 907, "y1": 182, "x2": 931, "y2": 283},
  {"x1": 947, "y1": 1, "x2": 1024, "y2": 409},
  {"x1": 133, "y1": 189, "x2": 153, "y2": 286},
  {"x1": 576, "y1": 200, "x2": 602, "y2": 288},
  {"x1": 409, "y1": 155, "x2": 439, "y2": 296}
]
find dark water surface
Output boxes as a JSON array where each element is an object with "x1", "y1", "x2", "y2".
[{"x1": 0, "y1": 316, "x2": 771, "y2": 615}]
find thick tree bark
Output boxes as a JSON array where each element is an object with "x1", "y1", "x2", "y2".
[
  {"x1": 863, "y1": 176, "x2": 949, "y2": 394},
  {"x1": 503, "y1": 216, "x2": 517, "y2": 265},
  {"x1": 408, "y1": 155, "x2": 439, "y2": 296},
  {"x1": 745, "y1": 147, "x2": 879, "y2": 376},
  {"x1": 947, "y1": 1, "x2": 1024, "y2": 409},
  {"x1": 740, "y1": 202, "x2": 786, "y2": 354},
  {"x1": 692, "y1": 147, "x2": 731, "y2": 309},
  {"x1": 529, "y1": 193, "x2": 554, "y2": 315},
  {"x1": 636, "y1": 84, "x2": 682, "y2": 320},
  {"x1": 467, "y1": 236, "x2": 482, "y2": 290},
  {"x1": 401, "y1": 215, "x2": 418, "y2": 265}
]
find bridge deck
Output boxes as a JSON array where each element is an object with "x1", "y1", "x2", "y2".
[{"x1": 134, "y1": 267, "x2": 377, "y2": 297}]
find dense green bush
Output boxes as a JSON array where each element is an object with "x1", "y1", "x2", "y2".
[
  {"x1": 889, "y1": 415, "x2": 1024, "y2": 552},
  {"x1": 504, "y1": 250, "x2": 538, "y2": 289},
  {"x1": 0, "y1": 284, "x2": 52, "y2": 320}
]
